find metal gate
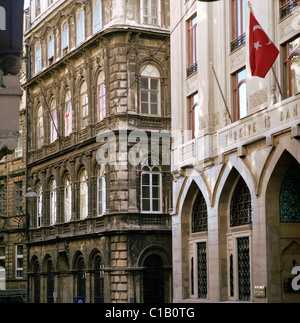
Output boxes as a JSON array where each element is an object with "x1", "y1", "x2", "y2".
[{"x1": 237, "y1": 237, "x2": 251, "y2": 301}]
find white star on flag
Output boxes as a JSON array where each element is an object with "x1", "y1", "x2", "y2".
[{"x1": 254, "y1": 41, "x2": 262, "y2": 51}]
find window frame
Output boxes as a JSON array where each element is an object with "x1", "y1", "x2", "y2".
[
  {"x1": 15, "y1": 245, "x2": 24, "y2": 279},
  {"x1": 97, "y1": 72, "x2": 106, "y2": 122},
  {"x1": 35, "y1": 42, "x2": 42, "y2": 74},
  {"x1": 37, "y1": 106, "x2": 44, "y2": 148},
  {"x1": 97, "y1": 171, "x2": 106, "y2": 217},
  {"x1": 80, "y1": 81, "x2": 89, "y2": 129},
  {"x1": 64, "y1": 175, "x2": 72, "y2": 222},
  {"x1": 50, "y1": 179, "x2": 57, "y2": 225},
  {"x1": 141, "y1": 0, "x2": 161, "y2": 26},
  {"x1": 141, "y1": 165, "x2": 162, "y2": 213},
  {"x1": 80, "y1": 169, "x2": 88, "y2": 220},
  {"x1": 188, "y1": 92, "x2": 199, "y2": 140},
  {"x1": 77, "y1": 8, "x2": 85, "y2": 46},
  {"x1": 37, "y1": 183, "x2": 43, "y2": 228},
  {"x1": 232, "y1": 67, "x2": 247, "y2": 122},
  {"x1": 282, "y1": 36, "x2": 300, "y2": 98},
  {"x1": 187, "y1": 14, "x2": 198, "y2": 77},
  {"x1": 64, "y1": 90, "x2": 73, "y2": 136},
  {"x1": 50, "y1": 99, "x2": 58, "y2": 143},
  {"x1": 94, "y1": 0, "x2": 102, "y2": 33}
]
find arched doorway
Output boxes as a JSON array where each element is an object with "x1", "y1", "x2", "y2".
[
  {"x1": 33, "y1": 261, "x2": 40, "y2": 303},
  {"x1": 143, "y1": 254, "x2": 164, "y2": 303}
]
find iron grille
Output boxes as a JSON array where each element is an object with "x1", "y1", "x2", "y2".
[
  {"x1": 237, "y1": 237, "x2": 251, "y2": 301},
  {"x1": 230, "y1": 177, "x2": 252, "y2": 227},
  {"x1": 197, "y1": 242, "x2": 207, "y2": 299},
  {"x1": 192, "y1": 191, "x2": 208, "y2": 233}
]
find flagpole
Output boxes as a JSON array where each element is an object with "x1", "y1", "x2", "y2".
[
  {"x1": 271, "y1": 67, "x2": 284, "y2": 99},
  {"x1": 210, "y1": 62, "x2": 233, "y2": 123}
]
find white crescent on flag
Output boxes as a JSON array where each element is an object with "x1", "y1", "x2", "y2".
[{"x1": 253, "y1": 24, "x2": 272, "y2": 45}]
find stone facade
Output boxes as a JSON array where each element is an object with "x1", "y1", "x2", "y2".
[
  {"x1": 23, "y1": 0, "x2": 172, "y2": 303},
  {"x1": 171, "y1": 0, "x2": 300, "y2": 303}
]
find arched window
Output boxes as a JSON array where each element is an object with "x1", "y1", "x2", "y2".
[
  {"x1": 80, "y1": 81, "x2": 89, "y2": 129},
  {"x1": 94, "y1": 255, "x2": 104, "y2": 303},
  {"x1": 64, "y1": 175, "x2": 72, "y2": 222},
  {"x1": 97, "y1": 170, "x2": 106, "y2": 216},
  {"x1": 37, "y1": 183, "x2": 43, "y2": 227},
  {"x1": 140, "y1": 65, "x2": 160, "y2": 116},
  {"x1": 37, "y1": 106, "x2": 44, "y2": 148},
  {"x1": 141, "y1": 164, "x2": 161, "y2": 213},
  {"x1": 280, "y1": 159, "x2": 300, "y2": 223},
  {"x1": 94, "y1": 0, "x2": 102, "y2": 33},
  {"x1": 97, "y1": 72, "x2": 106, "y2": 122},
  {"x1": 192, "y1": 191, "x2": 207, "y2": 233},
  {"x1": 64, "y1": 90, "x2": 72, "y2": 136},
  {"x1": 50, "y1": 99, "x2": 58, "y2": 143},
  {"x1": 230, "y1": 176, "x2": 252, "y2": 227},
  {"x1": 50, "y1": 179, "x2": 57, "y2": 225},
  {"x1": 80, "y1": 169, "x2": 88, "y2": 219},
  {"x1": 77, "y1": 8, "x2": 85, "y2": 45}
]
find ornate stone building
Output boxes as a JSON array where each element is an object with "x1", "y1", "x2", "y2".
[
  {"x1": 23, "y1": 0, "x2": 171, "y2": 303},
  {"x1": 171, "y1": 0, "x2": 300, "y2": 303}
]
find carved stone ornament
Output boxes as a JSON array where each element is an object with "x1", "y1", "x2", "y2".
[{"x1": 0, "y1": 53, "x2": 22, "y2": 75}]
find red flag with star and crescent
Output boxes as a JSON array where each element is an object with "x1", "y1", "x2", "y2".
[{"x1": 249, "y1": 11, "x2": 279, "y2": 78}]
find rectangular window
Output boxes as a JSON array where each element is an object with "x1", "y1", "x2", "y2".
[
  {"x1": 231, "y1": 0, "x2": 246, "y2": 52},
  {"x1": 187, "y1": 14, "x2": 198, "y2": 77},
  {"x1": 48, "y1": 33, "x2": 54, "y2": 64},
  {"x1": 15, "y1": 125, "x2": 23, "y2": 158},
  {"x1": 0, "y1": 246, "x2": 5, "y2": 290},
  {"x1": 62, "y1": 21, "x2": 69, "y2": 51},
  {"x1": 94, "y1": 0, "x2": 102, "y2": 33},
  {"x1": 0, "y1": 185, "x2": 6, "y2": 216},
  {"x1": 283, "y1": 36, "x2": 300, "y2": 98},
  {"x1": 16, "y1": 245, "x2": 23, "y2": 278},
  {"x1": 15, "y1": 182, "x2": 23, "y2": 215},
  {"x1": 97, "y1": 176, "x2": 106, "y2": 216},
  {"x1": 35, "y1": 43, "x2": 42, "y2": 74},
  {"x1": 51, "y1": 109, "x2": 58, "y2": 143},
  {"x1": 142, "y1": 0, "x2": 160, "y2": 26},
  {"x1": 232, "y1": 68, "x2": 247, "y2": 121},
  {"x1": 188, "y1": 92, "x2": 199, "y2": 139},
  {"x1": 98, "y1": 83, "x2": 106, "y2": 122},
  {"x1": 77, "y1": 9, "x2": 85, "y2": 45},
  {"x1": 141, "y1": 167, "x2": 161, "y2": 213},
  {"x1": 140, "y1": 77, "x2": 159, "y2": 115},
  {"x1": 81, "y1": 92, "x2": 89, "y2": 128}
]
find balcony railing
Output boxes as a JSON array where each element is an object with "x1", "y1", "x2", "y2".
[
  {"x1": 186, "y1": 61, "x2": 198, "y2": 78},
  {"x1": 230, "y1": 33, "x2": 246, "y2": 53},
  {"x1": 280, "y1": 0, "x2": 300, "y2": 20}
]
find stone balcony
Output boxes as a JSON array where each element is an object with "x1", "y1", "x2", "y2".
[{"x1": 28, "y1": 213, "x2": 171, "y2": 244}]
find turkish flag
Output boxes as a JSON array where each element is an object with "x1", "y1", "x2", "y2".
[{"x1": 249, "y1": 12, "x2": 279, "y2": 78}]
